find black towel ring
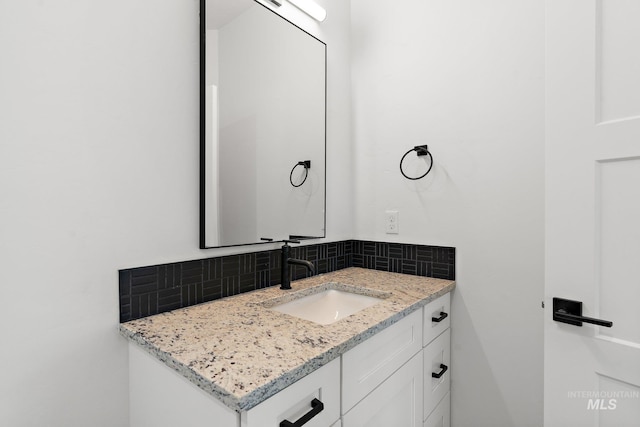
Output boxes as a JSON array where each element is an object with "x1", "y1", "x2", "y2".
[
  {"x1": 399, "y1": 145, "x2": 434, "y2": 180},
  {"x1": 290, "y1": 160, "x2": 311, "y2": 187}
]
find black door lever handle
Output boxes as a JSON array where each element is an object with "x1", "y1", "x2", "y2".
[{"x1": 552, "y1": 298, "x2": 613, "y2": 328}]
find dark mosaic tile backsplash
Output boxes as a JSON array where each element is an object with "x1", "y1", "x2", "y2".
[{"x1": 119, "y1": 240, "x2": 455, "y2": 322}]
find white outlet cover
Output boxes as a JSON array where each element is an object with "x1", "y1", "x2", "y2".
[{"x1": 385, "y1": 210, "x2": 399, "y2": 234}]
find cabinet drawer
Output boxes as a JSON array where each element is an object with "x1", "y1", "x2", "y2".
[
  {"x1": 342, "y1": 309, "x2": 423, "y2": 413},
  {"x1": 423, "y1": 329, "x2": 450, "y2": 421},
  {"x1": 343, "y1": 351, "x2": 423, "y2": 427},
  {"x1": 423, "y1": 392, "x2": 450, "y2": 427},
  {"x1": 423, "y1": 293, "x2": 450, "y2": 347},
  {"x1": 241, "y1": 358, "x2": 340, "y2": 427}
]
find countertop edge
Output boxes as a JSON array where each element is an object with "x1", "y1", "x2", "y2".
[
  {"x1": 119, "y1": 326, "x2": 245, "y2": 410},
  {"x1": 120, "y1": 281, "x2": 455, "y2": 412}
]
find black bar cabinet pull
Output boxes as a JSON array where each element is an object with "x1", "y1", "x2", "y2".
[
  {"x1": 432, "y1": 312, "x2": 448, "y2": 323},
  {"x1": 279, "y1": 398, "x2": 324, "y2": 427},
  {"x1": 432, "y1": 364, "x2": 448, "y2": 379},
  {"x1": 552, "y1": 298, "x2": 613, "y2": 328}
]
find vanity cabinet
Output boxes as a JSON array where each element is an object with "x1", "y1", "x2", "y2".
[
  {"x1": 128, "y1": 291, "x2": 452, "y2": 427},
  {"x1": 423, "y1": 291, "x2": 450, "y2": 347},
  {"x1": 129, "y1": 344, "x2": 238, "y2": 427},
  {"x1": 129, "y1": 344, "x2": 339, "y2": 427},
  {"x1": 423, "y1": 392, "x2": 451, "y2": 427},
  {"x1": 342, "y1": 351, "x2": 423, "y2": 426},
  {"x1": 341, "y1": 309, "x2": 422, "y2": 413},
  {"x1": 241, "y1": 358, "x2": 340, "y2": 427},
  {"x1": 341, "y1": 292, "x2": 451, "y2": 427},
  {"x1": 422, "y1": 293, "x2": 451, "y2": 427}
]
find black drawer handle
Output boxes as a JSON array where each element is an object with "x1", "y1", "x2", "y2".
[
  {"x1": 280, "y1": 398, "x2": 324, "y2": 427},
  {"x1": 432, "y1": 364, "x2": 448, "y2": 379},
  {"x1": 432, "y1": 312, "x2": 448, "y2": 323}
]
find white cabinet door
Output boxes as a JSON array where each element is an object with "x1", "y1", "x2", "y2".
[
  {"x1": 423, "y1": 392, "x2": 450, "y2": 427},
  {"x1": 342, "y1": 309, "x2": 422, "y2": 413},
  {"x1": 342, "y1": 352, "x2": 423, "y2": 427},
  {"x1": 423, "y1": 329, "x2": 450, "y2": 421},
  {"x1": 241, "y1": 358, "x2": 340, "y2": 427}
]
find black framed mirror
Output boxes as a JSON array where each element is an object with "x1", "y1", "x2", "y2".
[{"x1": 200, "y1": 0, "x2": 327, "y2": 249}]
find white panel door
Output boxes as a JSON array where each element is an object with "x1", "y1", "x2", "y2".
[{"x1": 545, "y1": 0, "x2": 640, "y2": 426}]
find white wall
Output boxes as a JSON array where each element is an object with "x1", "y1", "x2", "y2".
[
  {"x1": 0, "y1": 0, "x2": 351, "y2": 426},
  {"x1": 350, "y1": 0, "x2": 544, "y2": 426}
]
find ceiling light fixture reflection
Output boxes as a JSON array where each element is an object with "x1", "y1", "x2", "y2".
[{"x1": 288, "y1": 0, "x2": 327, "y2": 22}]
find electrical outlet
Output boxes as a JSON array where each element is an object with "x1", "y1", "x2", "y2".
[{"x1": 385, "y1": 210, "x2": 399, "y2": 234}]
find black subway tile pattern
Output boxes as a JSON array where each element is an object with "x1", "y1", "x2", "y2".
[
  {"x1": 119, "y1": 240, "x2": 455, "y2": 322},
  {"x1": 351, "y1": 241, "x2": 455, "y2": 282}
]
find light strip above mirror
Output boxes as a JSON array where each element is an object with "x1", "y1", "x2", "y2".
[{"x1": 288, "y1": 0, "x2": 327, "y2": 22}]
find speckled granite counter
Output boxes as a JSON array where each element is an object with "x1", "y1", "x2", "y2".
[{"x1": 119, "y1": 267, "x2": 455, "y2": 412}]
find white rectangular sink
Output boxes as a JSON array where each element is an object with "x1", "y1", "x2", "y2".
[{"x1": 265, "y1": 284, "x2": 389, "y2": 325}]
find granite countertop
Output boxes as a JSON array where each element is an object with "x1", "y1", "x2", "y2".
[{"x1": 119, "y1": 267, "x2": 455, "y2": 412}]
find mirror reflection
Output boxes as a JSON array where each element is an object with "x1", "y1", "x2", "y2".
[{"x1": 201, "y1": 0, "x2": 326, "y2": 248}]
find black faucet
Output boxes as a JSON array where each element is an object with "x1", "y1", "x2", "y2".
[{"x1": 280, "y1": 240, "x2": 315, "y2": 290}]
